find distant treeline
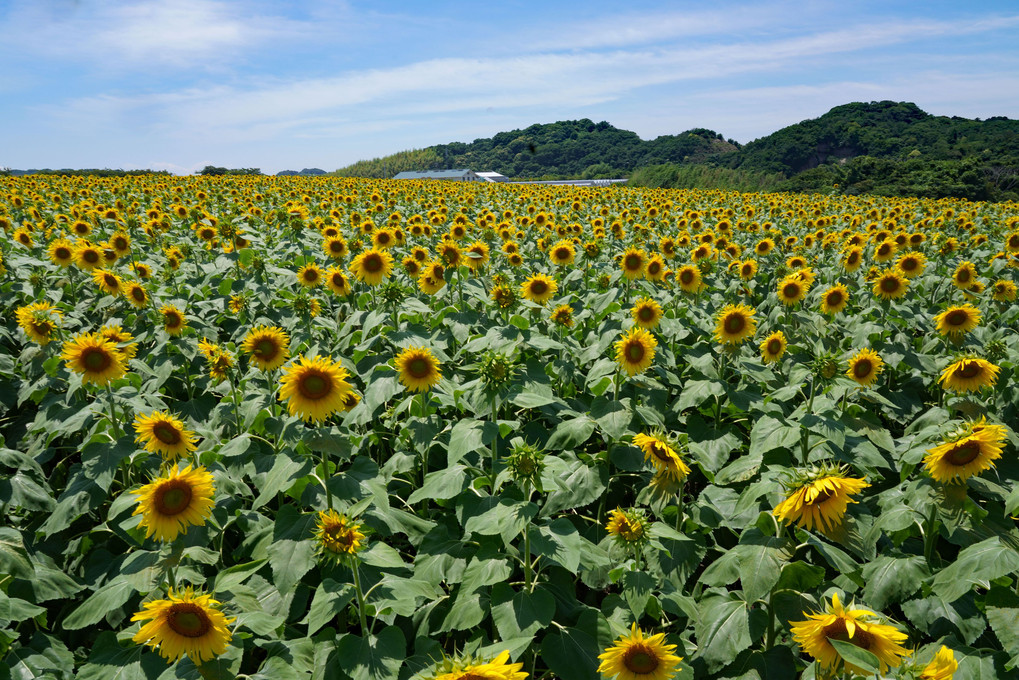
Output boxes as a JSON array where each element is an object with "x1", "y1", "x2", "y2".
[{"x1": 3, "y1": 168, "x2": 171, "y2": 177}]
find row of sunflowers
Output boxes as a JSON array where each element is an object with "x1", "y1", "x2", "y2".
[{"x1": 2, "y1": 174, "x2": 1019, "y2": 679}]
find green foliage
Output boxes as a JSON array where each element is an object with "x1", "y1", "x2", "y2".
[{"x1": 627, "y1": 164, "x2": 786, "y2": 192}]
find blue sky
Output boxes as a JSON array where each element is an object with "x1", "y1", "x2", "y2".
[{"x1": 1, "y1": 0, "x2": 1017, "y2": 175}]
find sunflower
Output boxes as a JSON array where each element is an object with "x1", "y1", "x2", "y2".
[
  {"x1": 551, "y1": 304, "x2": 574, "y2": 327},
  {"x1": 819, "y1": 284, "x2": 849, "y2": 315},
  {"x1": 923, "y1": 421, "x2": 1005, "y2": 483},
  {"x1": 549, "y1": 239, "x2": 575, "y2": 266},
  {"x1": 992, "y1": 279, "x2": 1017, "y2": 302},
  {"x1": 242, "y1": 326, "x2": 290, "y2": 371},
  {"x1": 131, "y1": 587, "x2": 234, "y2": 664},
  {"x1": 632, "y1": 432, "x2": 690, "y2": 480},
  {"x1": 872, "y1": 270, "x2": 908, "y2": 300},
  {"x1": 124, "y1": 282, "x2": 149, "y2": 308},
  {"x1": 846, "y1": 348, "x2": 883, "y2": 387},
  {"x1": 597, "y1": 622, "x2": 682, "y2": 680},
  {"x1": 296, "y1": 262, "x2": 323, "y2": 288},
  {"x1": 645, "y1": 254, "x2": 667, "y2": 281},
  {"x1": 160, "y1": 304, "x2": 187, "y2": 336},
  {"x1": 279, "y1": 355, "x2": 353, "y2": 422},
  {"x1": 738, "y1": 259, "x2": 758, "y2": 280},
  {"x1": 896, "y1": 251, "x2": 926, "y2": 278},
  {"x1": 842, "y1": 247, "x2": 864, "y2": 272},
  {"x1": 790, "y1": 593, "x2": 910, "y2": 676},
  {"x1": 326, "y1": 267, "x2": 352, "y2": 296},
  {"x1": 313, "y1": 509, "x2": 366, "y2": 561},
  {"x1": 631, "y1": 297, "x2": 663, "y2": 329},
  {"x1": 755, "y1": 238, "x2": 775, "y2": 256},
  {"x1": 614, "y1": 327, "x2": 657, "y2": 376},
  {"x1": 713, "y1": 304, "x2": 756, "y2": 346},
  {"x1": 620, "y1": 247, "x2": 648, "y2": 280},
  {"x1": 418, "y1": 263, "x2": 447, "y2": 295},
  {"x1": 873, "y1": 239, "x2": 897, "y2": 263},
  {"x1": 605, "y1": 508, "x2": 650, "y2": 545},
  {"x1": 48, "y1": 238, "x2": 75, "y2": 267},
  {"x1": 919, "y1": 646, "x2": 958, "y2": 680},
  {"x1": 349, "y1": 248, "x2": 394, "y2": 286},
  {"x1": 132, "y1": 464, "x2": 215, "y2": 542},
  {"x1": 134, "y1": 411, "x2": 198, "y2": 462},
  {"x1": 323, "y1": 236, "x2": 348, "y2": 260},
  {"x1": 394, "y1": 346, "x2": 442, "y2": 392},
  {"x1": 521, "y1": 273, "x2": 557, "y2": 305},
  {"x1": 933, "y1": 304, "x2": 981, "y2": 337},
  {"x1": 372, "y1": 228, "x2": 396, "y2": 250},
  {"x1": 777, "y1": 276, "x2": 808, "y2": 306},
  {"x1": 109, "y1": 230, "x2": 131, "y2": 255},
  {"x1": 952, "y1": 261, "x2": 978, "y2": 289},
  {"x1": 206, "y1": 349, "x2": 235, "y2": 382},
  {"x1": 939, "y1": 357, "x2": 1000, "y2": 392},
  {"x1": 760, "y1": 330, "x2": 787, "y2": 364},
  {"x1": 92, "y1": 268, "x2": 123, "y2": 296},
  {"x1": 16, "y1": 301, "x2": 62, "y2": 345},
  {"x1": 61, "y1": 332, "x2": 127, "y2": 386},
  {"x1": 435, "y1": 651, "x2": 528, "y2": 680},
  {"x1": 464, "y1": 241, "x2": 490, "y2": 270},
  {"x1": 676, "y1": 265, "x2": 702, "y2": 293},
  {"x1": 773, "y1": 472, "x2": 869, "y2": 533}
]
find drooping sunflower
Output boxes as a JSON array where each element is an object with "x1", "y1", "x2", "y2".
[
  {"x1": 933, "y1": 304, "x2": 981, "y2": 338},
  {"x1": 296, "y1": 262, "x2": 323, "y2": 288},
  {"x1": 134, "y1": 411, "x2": 198, "y2": 462},
  {"x1": 16, "y1": 301, "x2": 62, "y2": 345},
  {"x1": 160, "y1": 304, "x2": 188, "y2": 336},
  {"x1": 206, "y1": 349, "x2": 235, "y2": 382},
  {"x1": 242, "y1": 326, "x2": 290, "y2": 371},
  {"x1": 61, "y1": 332, "x2": 127, "y2": 386},
  {"x1": 597, "y1": 622, "x2": 683, "y2": 680},
  {"x1": 279, "y1": 355, "x2": 353, "y2": 422},
  {"x1": 777, "y1": 276, "x2": 808, "y2": 306},
  {"x1": 872, "y1": 270, "x2": 908, "y2": 300},
  {"x1": 631, "y1": 297, "x2": 663, "y2": 329},
  {"x1": 676, "y1": 265, "x2": 702, "y2": 293},
  {"x1": 131, "y1": 587, "x2": 234, "y2": 664},
  {"x1": 394, "y1": 346, "x2": 442, "y2": 393},
  {"x1": 819, "y1": 284, "x2": 849, "y2": 316},
  {"x1": 434, "y1": 650, "x2": 528, "y2": 680},
  {"x1": 633, "y1": 432, "x2": 690, "y2": 480},
  {"x1": 919, "y1": 646, "x2": 958, "y2": 680},
  {"x1": 760, "y1": 330, "x2": 787, "y2": 364},
  {"x1": 313, "y1": 509, "x2": 366, "y2": 561},
  {"x1": 846, "y1": 348, "x2": 883, "y2": 387},
  {"x1": 923, "y1": 420, "x2": 1006, "y2": 483},
  {"x1": 614, "y1": 326, "x2": 657, "y2": 376},
  {"x1": 550, "y1": 303, "x2": 574, "y2": 327},
  {"x1": 938, "y1": 357, "x2": 1000, "y2": 392},
  {"x1": 132, "y1": 464, "x2": 216, "y2": 542},
  {"x1": 349, "y1": 248, "x2": 394, "y2": 286},
  {"x1": 326, "y1": 267, "x2": 353, "y2": 296},
  {"x1": 952, "y1": 261, "x2": 978, "y2": 289},
  {"x1": 773, "y1": 471, "x2": 869, "y2": 533},
  {"x1": 620, "y1": 247, "x2": 648, "y2": 280},
  {"x1": 713, "y1": 304, "x2": 756, "y2": 346},
  {"x1": 521, "y1": 273, "x2": 558, "y2": 305},
  {"x1": 791, "y1": 593, "x2": 911, "y2": 676},
  {"x1": 605, "y1": 508, "x2": 650, "y2": 546}
]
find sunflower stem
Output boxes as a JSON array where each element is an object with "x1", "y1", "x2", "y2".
[
  {"x1": 104, "y1": 383, "x2": 123, "y2": 441},
  {"x1": 228, "y1": 372, "x2": 242, "y2": 438},
  {"x1": 320, "y1": 448, "x2": 334, "y2": 511},
  {"x1": 351, "y1": 560, "x2": 369, "y2": 637},
  {"x1": 490, "y1": 396, "x2": 500, "y2": 491},
  {"x1": 523, "y1": 526, "x2": 533, "y2": 592}
]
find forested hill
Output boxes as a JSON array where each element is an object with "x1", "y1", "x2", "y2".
[
  {"x1": 333, "y1": 102, "x2": 1019, "y2": 201},
  {"x1": 334, "y1": 120, "x2": 737, "y2": 179}
]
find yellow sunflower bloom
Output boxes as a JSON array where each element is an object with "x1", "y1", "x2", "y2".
[
  {"x1": 923, "y1": 420, "x2": 1006, "y2": 483},
  {"x1": 597, "y1": 622, "x2": 683, "y2": 680},
  {"x1": 160, "y1": 304, "x2": 188, "y2": 336},
  {"x1": 777, "y1": 276, "x2": 808, "y2": 306},
  {"x1": 16, "y1": 301, "x2": 62, "y2": 346},
  {"x1": 632, "y1": 432, "x2": 690, "y2": 480},
  {"x1": 760, "y1": 331, "x2": 787, "y2": 364},
  {"x1": 846, "y1": 348, "x2": 883, "y2": 387},
  {"x1": 939, "y1": 357, "x2": 1000, "y2": 392},
  {"x1": 896, "y1": 251, "x2": 926, "y2": 278},
  {"x1": 952, "y1": 261, "x2": 978, "y2": 289},
  {"x1": 605, "y1": 508, "x2": 650, "y2": 545},
  {"x1": 241, "y1": 326, "x2": 290, "y2": 372},
  {"x1": 278, "y1": 355, "x2": 353, "y2": 422},
  {"x1": 326, "y1": 267, "x2": 353, "y2": 296},
  {"x1": 394, "y1": 346, "x2": 442, "y2": 392},
  {"x1": 550, "y1": 303, "x2": 574, "y2": 327},
  {"x1": 933, "y1": 304, "x2": 981, "y2": 337},
  {"x1": 676, "y1": 265, "x2": 702, "y2": 294},
  {"x1": 48, "y1": 238, "x2": 75, "y2": 267},
  {"x1": 132, "y1": 464, "x2": 216, "y2": 542},
  {"x1": 349, "y1": 248, "x2": 394, "y2": 286},
  {"x1": 296, "y1": 262, "x2": 323, "y2": 288},
  {"x1": 61, "y1": 332, "x2": 128, "y2": 386},
  {"x1": 872, "y1": 270, "x2": 908, "y2": 300},
  {"x1": 314, "y1": 509, "x2": 366, "y2": 560},
  {"x1": 919, "y1": 646, "x2": 958, "y2": 680},
  {"x1": 620, "y1": 247, "x2": 648, "y2": 280},
  {"x1": 92, "y1": 268, "x2": 124, "y2": 296},
  {"x1": 773, "y1": 474, "x2": 869, "y2": 533},
  {"x1": 131, "y1": 587, "x2": 234, "y2": 664},
  {"x1": 992, "y1": 279, "x2": 1017, "y2": 302},
  {"x1": 713, "y1": 304, "x2": 756, "y2": 346},
  {"x1": 520, "y1": 273, "x2": 557, "y2": 305},
  {"x1": 435, "y1": 650, "x2": 528, "y2": 680},
  {"x1": 615, "y1": 326, "x2": 657, "y2": 376},
  {"x1": 631, "y1": 297, "x2": 663, "y2": 329},
  {"x1": 134, "y1": 411, "x2": 198, "y2": 462},
  {"x1": 124, "y1": 282, "x2": 149, "y2": 308},
  {"x1": 819, "y1": 285, "x2": 849, "y2": 316}
]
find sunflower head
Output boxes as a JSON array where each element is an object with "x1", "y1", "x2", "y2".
[
  {"x1": 713, "y1": 303, "x2": 756, "y2": 346},
  {"x1": 520, "y1": 273, "x2": 558, "y2": 305},
  {"x1": 61, "y1": 332, "x2": 128, "y2": 386},
  {"x1": 934, "y1": 304, "x2": 981, "y2": 337},
  {"x1": 605, "y1": 508, "x2": 650, "y2": 546},
  {"x1": 506, "y1": 442, "x2": 546, "y2": 492},
  {"x1": 760, "y1": 330, "x2": 787, "y2": 364},
  {"x1": 431, "y1": 650, "x2": 528, "y2": 680},
  {"x1": 923, "y1": 418, "x2": 1007, "y2": 483},
  {"x1": 597, "y1": 622, "x2": 683, "y2": 680},
  {"x1": 620, "y1": 247, "x2": 648, "y2": 280},
  {"x1": 633, "y1": 430, "x2": 692, "y2": 483},
  {"x1": 491, "y1": 284, "x2": 518, "y2": 309},
  {"x1": 916, "y1": 646, "x2": 958, "y2": 680},
  {"x1": 939, "y1": 356, "x2": 1000, "y2": 393},
  {"x1": 134, "y1": 411, "x2": 198, "y2": 462},
  {"x1": 131, "y1": 587, "x2": 234, "y2": 664},
  {"x1": 314, "y1": 509, "x2": 366, "y2": 561},
  {"x1": 846, "y1": 348, "x2": 883, "y2": 387},
  {"x1": 242, "y1": 326, "x2": 290, "y2": 372},
  {"x1": 278, "y1": 355, "x2": 353, "y2": 422},
  {"x1": 773, "y1": 464, "x2": 870, "y2": 534},
  {"x1": 394, "y1": 346, "x2": 442, "y2": 393},
  {"x1": 132, "y1": 464, "x2": 216, "y2": 542},
  {"x1": 479, "y1": 351, "x2": 517, "y2": 391},
  {"x1": 614, "y1": 326, "x2": 657, "y2": 376},
  {"x1": 550, "y1": 303, "x2": 574, "y2": 327},
  {"x1": 16, "y1": 301, "x2": 63, "y2": 346}
]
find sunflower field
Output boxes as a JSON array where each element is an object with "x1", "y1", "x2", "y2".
[{"x1": 2, "y1": 174, "x2": 1019, "y2": 680}]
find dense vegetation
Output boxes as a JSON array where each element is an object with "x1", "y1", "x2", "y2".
[{"x1": 336, "y1": 102, "x2": 1018, "y2": 202}]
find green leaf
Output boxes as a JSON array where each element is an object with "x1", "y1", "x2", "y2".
[
  {"x1": 0, "y1": 592, "x2": 45, "y2": 624},
  {"x1": 540, "y1": 627, "x2": 600, "y2": 680},
  {"x1": 267, "y1": 505, "x2": 318, "y2": 594},
  {"x1": 902, "y1": 592, "x2": 986, "y2": 646},
  {"x1": 77, "y1": 631, "x2": 166, "y2": 680},
  {"x1": 447, "y1": 420, "x2": 498, "y2": 464},
  {"x1": 531, "y1": 518, "x2": 583, "y2": 573},
  {"x1": 490, "y1": 583, "x2": 555, "y2": 639},
  {"x1": 676, "y1": 379, "x2": 726, "y2": 412},
  {"x1": 931, "y1": 536, "x2": 1019, "y2": 603},
  {"x1": 212, "y1": 559, "x2": 267, "y2": 594},
  {"x1": 252, "y1": 450, "x2": 312, "y2": 509},
  {"x1": 462, "y1": 496, "x2": 539, "y2": 544},
  {"x1": 545, "y1": 416, "x2": 596, "y2": 451},
  {"x1": 687, "y1": 413, "x2": 741, "y2": 474},
  {"x1": 695, "y1": 595, "x2": 751, "y2": 672},
  {"x1": 828, "y1": 639, "x2": 880, "y2": 675},
  {"x1": 304, "y1": 579, "x2": 355, "y2": 637},
  {"x1": 591, "y1": 398, "x2": 632, "y2": 441},
  {"x1": 440, "y1": 589, "x2": 488, "y2": 632},
  {"x1": 748, "y1": 416, "x2": 800, "y2": 457},
  {"x1": 460, "y1": 556, "x2": 513, "y2": 595},
  {"x1": 734, "y1": 530, "x2": 790, "y2": 604},
  {"x1": 0, "y1": 527, "x2": 33, "y2": 580},
  {"x1": 63, "y1": 579, "x2": 135, "y2": 630},
  {"x1": 985, "y1": 586, "x2": 1019, "y2": 668},
  {"x1": 861, "y1": 555, "x2": 928, "y2": 610},
  {"x1": 3, "y1": 631, "x2": 74, "y2": 680},
  {"x1": 408, "y1": 465, "x2": 467, "y2": 504}
]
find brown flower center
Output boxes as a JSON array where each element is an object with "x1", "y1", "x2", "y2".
[
  {"x1": 956, "y1": 270, "x2": 971, "y2": 283},
  {"x1": 783, "y1": 283, "x2": 800, "y2": 298},
  {"x1": 946, "y1": 440, "x2": 981, "y2": 466},
  {"x1": 624, "y1": 254, "x2": 643, "y2": 270},
  {"x1": 407, "y1": 357, "x2": 432, "y2": 379},
  {"x1": 303, "y1": 269, "x2": 319, "y2": 282},
  {"x1": 724, "y1": 314, "x2": 746, "y2": 335},
  {"x1": 945, "y1": 310, "x2": 969, "y2": 327},
  {"x1": 131, "y1": 287, "x2": 146, "y2": 301},
  {"x1": 767, "y1": 339, "x2": 783, "y2": 355},
  {"x1": 254, "y1": 339, "x2": 278, "y2": 359},
  {"x1": 154, "y1": 479, "x2": 193, "y2": 516},
  {"x1": 853, "y1": 359, "x2": 873, "y2": 378},
  {"x1": 956, "y1": 361, "x2": 982, "y2": 379},
  {"x1": 626, "y1": 342, "x2": 646, "y2": 362},
  {"x1": 880, "y1": 277, "x2": 900, "y2": 293},
  {"x1": 297, "y1": 371, "x2": 332, "y2": 399},
  {"x1": 153, "y1": 423, "x2": 182, "y2": 445},
  {"x1": 638, "y1": 307, "x2": 655, "y2": 322},
  {"x1": 166, "y1": 602, "x2": 212, "y2": 638},
  {"x1": 55, "y1": 246, "x2": 72, "y2": 260},
  {"x1": 530, "y1": 280, "x2": 548, "y2": 295},
  {"x1": 363, "y1": 254, "x2": 383, "y2": 273},
  {"x1": 826, "y1": 291, "x2": 844, "y2": 306},
  {"x1": 82, "y1": 348, "x2": 112, "y2": 372},
  {"x1": 824, "y1": 617, "x2": 873, "y2": 651},
  {"x1": 623, "y1": 643, "x2": 660, "y2": 674}
]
